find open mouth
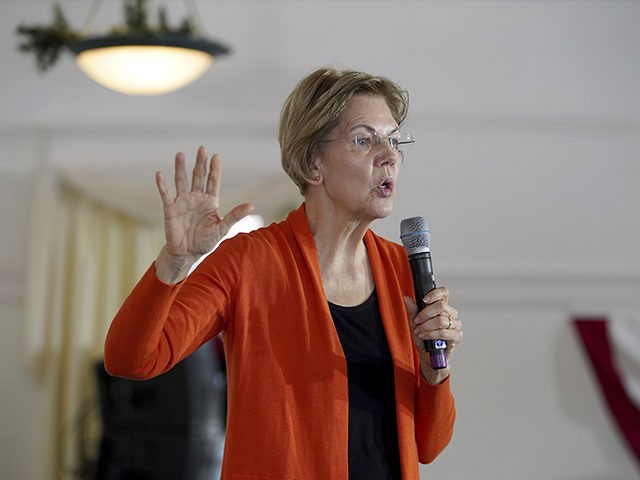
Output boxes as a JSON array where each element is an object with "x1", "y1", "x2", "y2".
[{"x1": 377, "y1": 178, "x2": 394, "y2": 197}]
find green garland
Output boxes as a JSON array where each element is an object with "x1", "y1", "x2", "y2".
[{"x1": 16, "y1": 0, "x2": 199, "y2": 72}]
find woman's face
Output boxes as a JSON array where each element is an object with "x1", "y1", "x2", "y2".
[{"x1": 314, "y1": 94, "x2": 403, "y2": 222}]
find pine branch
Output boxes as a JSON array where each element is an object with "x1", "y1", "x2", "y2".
[
  {"x1": 15, "y1": 4, "x2": 78, "y2": 71},
  {"x1": 16, "y1": 0, "x2": 202, "y2": 72}
]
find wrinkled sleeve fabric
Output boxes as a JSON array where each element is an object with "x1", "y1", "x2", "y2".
[
  {"x1": 415, "y1": 375, "x2": 456, "y2": 464},
  {"x1": 104, "y1": 239, "x2": 241, "y2": 379}
]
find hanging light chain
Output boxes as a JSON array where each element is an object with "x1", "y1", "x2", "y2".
[
  {"x1": 81, "y1": 0, "x2": 105, "y2": 37},
  {"x1": 82, "y1": 1, "x2": 208, "y2": 38},
  {"x1": 184, "y1": 0, "x2": 208, "y2": 36}
]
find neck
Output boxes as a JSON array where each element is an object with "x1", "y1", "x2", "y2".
[
  {"x1": 304, "y1": 199, "x2": 375, "y2": 306},
  {"x1": 304, "y1": 199, "x2": 370, "y2": 263}
]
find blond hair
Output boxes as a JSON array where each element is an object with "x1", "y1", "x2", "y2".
[{"x1": 279, "y1": 67, "x2": 409, "y2": 194}]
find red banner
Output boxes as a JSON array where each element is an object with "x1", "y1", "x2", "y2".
[{"x1": 573, "y1": 317, "x2": 640, "y2": 469}]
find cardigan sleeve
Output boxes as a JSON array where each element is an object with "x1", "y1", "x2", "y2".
[
  {"x1": 104, "y1": 239, "x2": 242, "y2": 379},
  {"x1": 414, "y1": 375, "x2": 456, "y2": 463},
  {"x1": 105, "y1": 264, "x2": 181, "y2": 379}
]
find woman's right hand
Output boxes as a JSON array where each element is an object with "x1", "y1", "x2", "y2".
[{"x1": 154, "y1": 146, "x2": 254, "y2": 283}]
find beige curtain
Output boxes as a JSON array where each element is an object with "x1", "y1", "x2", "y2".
[
  {"x1": 23, "y1": 164, "x2": 299, "y2": 479},
  {"x1": 24, "y1": 169, "x2": 165, "y2": 479}
]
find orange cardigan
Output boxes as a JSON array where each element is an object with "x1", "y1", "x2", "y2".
[{"x1": 105, "y1": 204, "x2": 455, "y2": 479}]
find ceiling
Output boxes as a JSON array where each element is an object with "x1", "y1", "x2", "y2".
[{"x1": 3, "y1": 0, "x2": 639, "y2": 132}]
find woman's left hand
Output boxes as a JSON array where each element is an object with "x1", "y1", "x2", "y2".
[{"x1": 404, "y1": 286, "x2": 463, "y2": 385}]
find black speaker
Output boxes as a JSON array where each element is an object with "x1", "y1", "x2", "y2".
[{"x1": 94, "y1": 342, "x2": 225, "y2": 480}]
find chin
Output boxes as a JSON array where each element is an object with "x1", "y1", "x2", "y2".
[{"x1": 370, "y1": 199, "x2": 395, "y2": 220}]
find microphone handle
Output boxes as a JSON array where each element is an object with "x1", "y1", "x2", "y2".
[{"x1": 408, "y1": 252, "x2": 448, "y2": 369}]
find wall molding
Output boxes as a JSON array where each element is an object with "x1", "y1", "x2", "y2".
[
  {"x1": 438, "y1": 271, "x2": 640, "y2": 312},
  {"x1": 3, "y1": 269, "x2": 639, "y2": 312}
]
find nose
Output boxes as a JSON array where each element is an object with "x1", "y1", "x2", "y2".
[{"x1": 374, "y1": 139, "x2": 401, "y2": 167}]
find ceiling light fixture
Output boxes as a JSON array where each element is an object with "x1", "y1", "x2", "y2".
[{"x1": 16, "y1": 0, "x2": 231, "y2": 96}]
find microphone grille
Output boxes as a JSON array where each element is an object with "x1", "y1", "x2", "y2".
[{"x1": 400, "y1": 216, "x2": 431, "y2": 255}]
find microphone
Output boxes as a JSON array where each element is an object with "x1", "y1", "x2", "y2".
[{"x1": 400, "y1": 216, "x2": 447, "y2": 370}]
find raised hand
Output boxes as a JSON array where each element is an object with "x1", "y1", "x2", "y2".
[{"x1": 154, "y1": 146, "x2": 254, "y2": 283}]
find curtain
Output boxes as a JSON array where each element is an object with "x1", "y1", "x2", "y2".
[{"x1": 25, "y1": 170, "x2": 166, "y2": 479}]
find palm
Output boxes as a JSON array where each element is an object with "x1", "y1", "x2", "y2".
[
  {"x1": 163, "y1": 190, "x2": 224, "y2": 256},
  {"x1": 156, "y1": 147, "x2": 253, "y2": 259}
]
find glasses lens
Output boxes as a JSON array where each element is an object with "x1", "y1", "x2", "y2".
[
  {"x1": 395, "y1": 133, "x2": 414, "y2": 152},
  {"x1": 349, "y1": 131, "x2": 414, "y2": 152}
]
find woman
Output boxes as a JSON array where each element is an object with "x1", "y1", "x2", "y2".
[{"x1": 105, "y1": 67, "x2": 463, "y2": 479}]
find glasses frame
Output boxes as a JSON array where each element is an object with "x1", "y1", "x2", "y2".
[{"x1": 318, "y1": 129, "x2": 415, "y2": 154}]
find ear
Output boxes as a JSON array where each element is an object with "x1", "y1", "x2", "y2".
[{"x1": 304, "y1": 154, "x2": 323, "y2": 185}]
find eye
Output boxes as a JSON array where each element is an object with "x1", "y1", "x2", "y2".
[{"x1": 354, "y1": 134, "x2": 373, "y2": 149}]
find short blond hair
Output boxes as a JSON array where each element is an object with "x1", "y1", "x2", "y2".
[{"x1": 279, "y1": 67, "x2": 409, "y2": 194}]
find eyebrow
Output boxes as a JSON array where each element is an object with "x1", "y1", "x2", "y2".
[{"x1": 348, "y1": 124, "x2": 400, "y2": 135}]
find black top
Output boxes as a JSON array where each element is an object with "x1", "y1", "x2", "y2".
[{"x1": 329, "y1": 290, "x2": 401, "y2": 480}]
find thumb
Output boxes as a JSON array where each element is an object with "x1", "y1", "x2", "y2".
[
  {"x1": 221, "y1": 203, "x2": 255, "y2": 230},
  {"x1": 403, "y1": 296, "x2": 418, "y2": 319},
  {"x1": 404, "y1": 296, "x2": 427, "y2": 355}
]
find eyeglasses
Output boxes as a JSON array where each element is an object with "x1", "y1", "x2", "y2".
[{"x1": 318, "y1": 130, "x2": 415, "y2": 153}]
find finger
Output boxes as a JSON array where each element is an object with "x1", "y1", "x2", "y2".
[
  {"x1": 436, "y1": 305, "x2": 458, "y2": 327},
  {"x1": 155, "y1": 170, "x2": 174, "y2": 205},
  {"x1": 415, "y1": 311, "x2": 462, "y2": 340},
  {"x1": 423, "y1": 286, "x2": 449, "y2": 305},
  {"x1": 404, "y1": 296, "x2": 427, "y2": 352},
  {"x1": 413, "y1": 300, "x2": 457, "y2": 330},
  {"x1": 438, "y1": 313, "x2": 454, "y2": 330},
  {"x1": 415, "y1": 312, "x2": 448, "y2": 334},
  {"x1": 191, "y1": 146, "x2": 208, "y2": 192},
  {"x1": 206, "y1": 153, "x2": 222, "y2": 198},
  {"x1": 414, "y1": 312, "x2": 460, "y2": 336},
  {"x1": 413, "y1": 300, "x2": 444, "y2": 325},
  {"x1": 174, "y1": 152, "x2": 188, "y2": 195},
  {"x1": 221, "y1": 203, "x2": 255, "y2": 230},
  {"x1": 450, "y1": 317, "x2": 462, "y2": 331}
]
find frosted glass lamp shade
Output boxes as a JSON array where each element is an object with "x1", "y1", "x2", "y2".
[{"x1": 67, "y1": 35, "x2": 230, "y2": 95}]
